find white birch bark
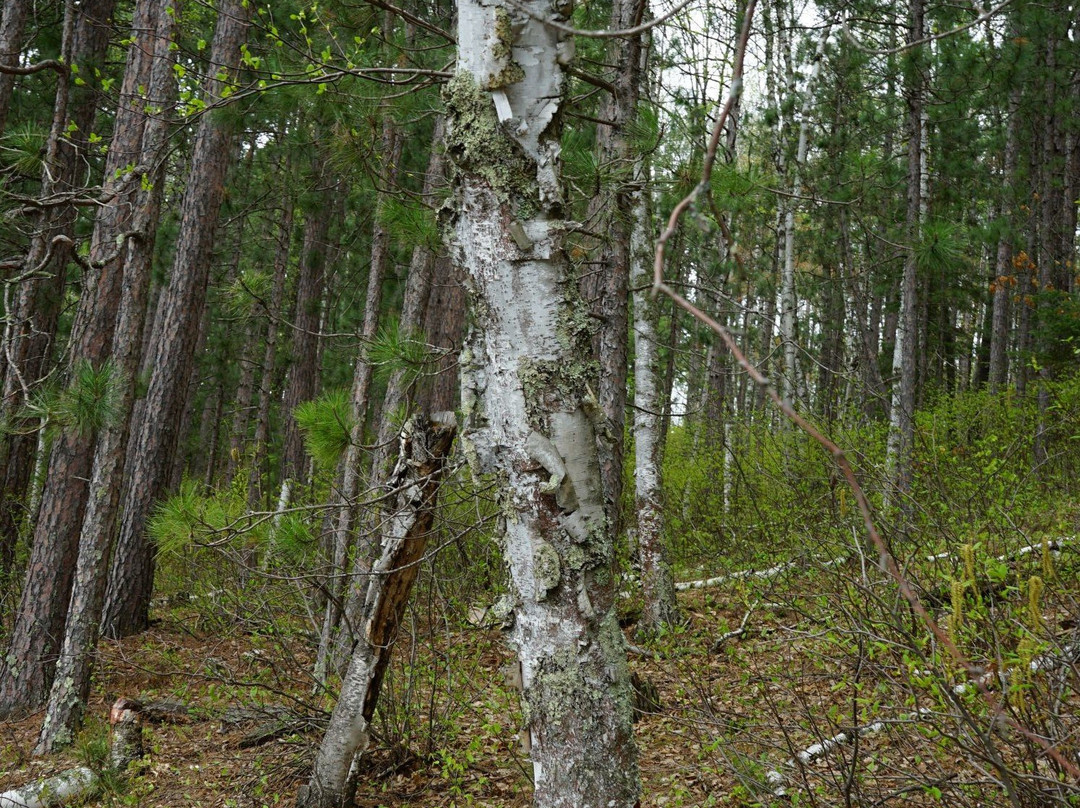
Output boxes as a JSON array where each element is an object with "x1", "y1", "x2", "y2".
[
  {"x1": 631, "y1": 162, "x2": 679, "y2": 634},
  {"x1": 884, "y1": 0, "x2": 924, "y2": 520},
  {"x1": 444, "y1": 0, "x2": 639, "y2": 802}
]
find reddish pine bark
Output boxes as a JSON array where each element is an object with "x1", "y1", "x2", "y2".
[{"x1": 101, "y1": 0, "x2": 252, "y2": 638}]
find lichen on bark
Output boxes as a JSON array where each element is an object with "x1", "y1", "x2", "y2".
[{"x1": 442, "y1": 73, "x2": 535, "y2": 208}]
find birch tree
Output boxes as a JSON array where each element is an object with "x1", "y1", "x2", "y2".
[{"x1": 443, "y1": 0, "x2": 639, "y2": 803}]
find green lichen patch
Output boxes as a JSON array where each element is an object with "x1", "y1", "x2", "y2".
[
  {"x1": 518, "y1": 357, "x2": 599, "y2": 429},
  {"x1": 534, "y1": 539, "x2": 562, "y2": 595},
  {"x1": 442, "y1": 72, "x2": 536, "y2": 206},
  {"x1": 493, "y1": 8, "x2": 514, "y2": 62}
]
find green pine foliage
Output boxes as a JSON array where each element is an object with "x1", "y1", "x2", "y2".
[{"x1": 294, "y1": 388, "x2": 355, "y2": 469}]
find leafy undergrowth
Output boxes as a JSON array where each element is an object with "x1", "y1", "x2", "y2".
[{"x1": 2, "y1": 546, "x2": 1078, "y2": 807}]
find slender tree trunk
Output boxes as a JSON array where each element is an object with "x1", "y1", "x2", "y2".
[
  {"x1": 445, "y1": 0, "x2": 640, "y2": 799},
  {"x1": 297, "y1": 414, "x2": 456, "y2": 808},
  {"x1": 884, "y1": 0, "x2": 923, "y2": 520},
  {"x1": 279, "y1": 162, "x2": 339, "y2": 493},
  {"x1": 249, "y1": 186, "x2": 294, "y2": 509},
  {"x1": 35, "y1": 0, "x2": 177, "y2": 750},
  {"x1": 580, "y1": 0, "x2": 646, "y2": 537},
  {"x1": 988, "y1": 97, "x2": 1019, "y2": 394},
  {"x1": 102, "y1": 0, "x2": 252, "y2": 638},
  {"x1": 224, "y1": 315, "x2": 259, "y2": 487},
  {"x1": 316, "y1": 117, "x2": 401, "y2": 678},
  {"x1": 631, "y1": 161, "x2": 679, "y2": 635}
]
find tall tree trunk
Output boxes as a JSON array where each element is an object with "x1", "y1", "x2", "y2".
[
  {"x1": 0, "y1": 0, "x2": 29, "y2": 134},
  {"x1": 297, "y1": 414, "x2": 456, "y2": 808},
  {"x1": 779, "y1": 21, "x2": 832, "y2": 409},
  {"x1": 631, "y1": 161, "x2": 679, "y2": 635},
  {"x1": 279, "y1": 161, "x2": 339, "y2": 495},
  {"x1": 445, "y1": 0, "x2": 640, "y2": 800},
  {"x1": 316, "y1": 117, "x2": 400, "y2": 680},
  {"x1": 580, "y1": 0, "x2": 646, "y2": 537},
  {"x1": 102, "y1": 0, "x2": 252, "y2": 638},
  {"x1": 884, "y1": 0, "x2": 924, "y2": 521},
  {"x1": 36, "y1": 0, "x2": 177, "y2": 750},
  {"x1": 0, "y1": 0, "x2": 115, "y2": 581},
  {"x1": 989, "y1": 95, "x2": 1019, "y2": 394},
  {"x1": 249, "y1": 183, "x2": 294, "y2": 509},
  {"x1": 0, "y1": 0, "x2": 120, "y2": 719}
]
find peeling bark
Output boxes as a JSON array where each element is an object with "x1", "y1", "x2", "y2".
[
  {"x1": 297, "y1": 414, "x2": 456, "y2": 808},
  {"x1": 444, "y1": 0, "x2": 640, "y2": 802}
]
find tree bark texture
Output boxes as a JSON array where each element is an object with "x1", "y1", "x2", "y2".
[
  {"x1": 0, "y1": 0, "x2": 115, "y2": 580},
  {"x1": 630, "y1": 164, "x2": 679, "y2": 635},
  {"x1": 249, "y1": 188, "x2": 294, "y2": 509},
  {"x1": 445, "y1": 0, "x2": 640, "y2": 802},
  {"x1": 35, "y1": 0, "x2": 177, "y2": 751},
  {"x1": 884, "y1": 0, "x2": 923, "y2": 518},
  {"x1": 317, "y1": 118, "x2": 400, "y2": 679},
  {"x1": 0, "y1": 0, "x2": 124, "y2": 717},
  {"x1": 102, "y1": 0, "x2": 252, "y2": 638},
  {"x1": 0, "y1": 0, "x2": 29, "y2": 134},
  {"x1": 579, "y1": 0, "x2": 646, "y2": 537},
  {"x1": 297, "y1": 414, "x2": 456, "y2": 808},
  {"x1": 279, "y1": 160, "x2": 338, "y2": 489}
]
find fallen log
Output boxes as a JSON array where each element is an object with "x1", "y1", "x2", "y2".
[
  {"x1": 0, "y1": 700, "x2": 142, "y2": 808},
  {"x1": 676, "y1": 556, "x2": 847, "y2": 591}
]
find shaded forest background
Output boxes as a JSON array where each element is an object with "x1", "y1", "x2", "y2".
[{"x1": 1, "y1": 0, "x2": 1079, "y2": 804}]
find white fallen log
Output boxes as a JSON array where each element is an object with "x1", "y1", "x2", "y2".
[
  {"x1": 676, "y1": 556, "x2": 847, "y2": 591},
  {"x1": 925, "y1": 536, "x2": 1073, "y2": 565},
  {"x1": 952, "y1": 643, "x2": 1079, "y2": 694},
  {"x1": 0, "y1": 700, "x2": 142, "y2": 808},
  {"x1": 766, "y1": 710, "x2": 928, "y2": 797}
]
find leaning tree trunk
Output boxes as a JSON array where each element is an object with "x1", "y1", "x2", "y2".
[
  {"x1": 297, "y1": 413, "x2": 456, "y2": 808},
  {"x1": 444, "y1": 0, "x2": 640, "y2": 802},
  {"x1": 102, "y1": 0, "x2": 252, "y2": 638},
  {"x1": 35, "y1": 0, "x2": 177, "y2": 752}
]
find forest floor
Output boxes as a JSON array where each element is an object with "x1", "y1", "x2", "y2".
[{"x1": 1, "y1": 554, "x2": 1076, "y2": 807}]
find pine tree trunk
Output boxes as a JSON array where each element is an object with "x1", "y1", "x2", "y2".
[
  {"x1": 0, "y1": 0, "x2": 115, "y2": 582},
  {"x1": 249, "y1": 189, "x2": 294, "y2": 509},
  {"x1": 0, "y1": 0, "x2": 120, "y2": 719},
  {"x1": 579, "y1": 0, "x2": 646, "y2": 537},
  {"x1": 0, "y1": 0, "x2": 29, "y2": 135},
  {"x1": 35, "y1": 0, "x2": 177, "y2": 750},
  {"x1": 297, "y1": 414, "x2": 455, "y2": 808},
  {"x1": 279, "y1": 164, "x2": 339, "y2": 491},
  {"x1": 445, "y1": 0, "x2": 640, "y2": 800},
  {"x1": 101, "y1": 0, "x2": 252, "y2": 638},
  {"x1": 419, "y1": 256, "x2": 465, "y2": 413},
  {"x1": 316, "y1": 118, "x2": 399, "y2": 680}
]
